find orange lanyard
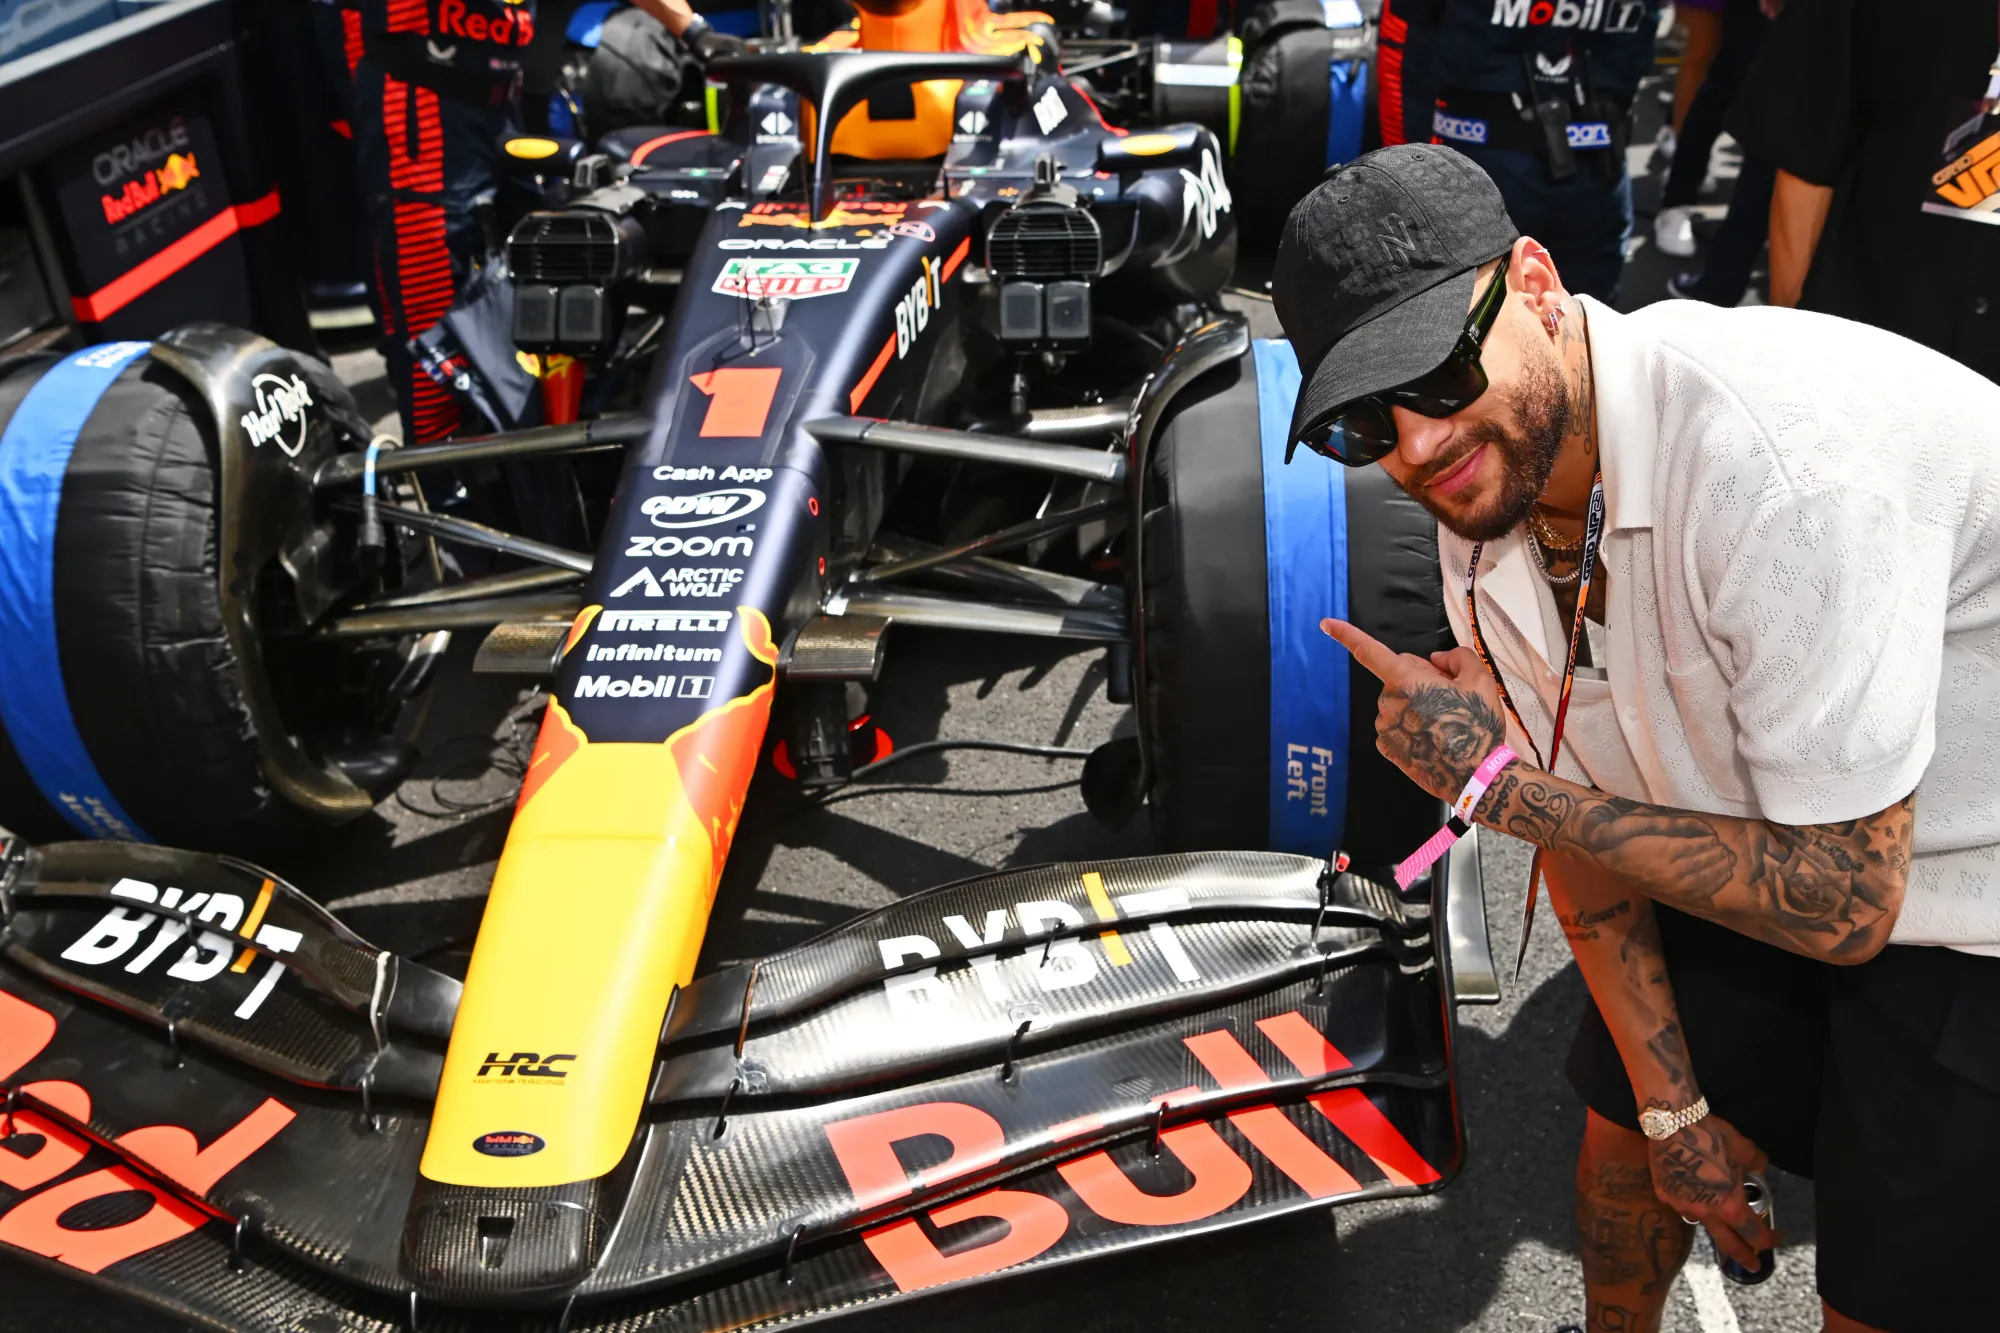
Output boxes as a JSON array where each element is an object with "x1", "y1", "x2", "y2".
[{"x1": 1463, "y1": 472, "x2": 1604, "y2": 973}]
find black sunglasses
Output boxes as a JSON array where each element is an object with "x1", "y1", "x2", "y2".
[{"x1": 1292, "y1": 255, "x2": 1512, "y2": 467}]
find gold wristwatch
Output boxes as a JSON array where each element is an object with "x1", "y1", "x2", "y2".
[{"x1": 1639, "y1": 1095, "x2": 1710, "y2": 1141}]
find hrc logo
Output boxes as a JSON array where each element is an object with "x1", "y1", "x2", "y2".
[{"x1": 475, "y1": 1051, "x2": 576, "y2": 1079}]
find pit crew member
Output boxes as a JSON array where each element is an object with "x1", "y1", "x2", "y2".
[
  {"x1": 1418, "y1": 0, "x2": 1658, "y2": 303},
  {"x1": 1279, "y1": 144, "x2": 2000, "y2": 1333},
  {"x1": 342, "y1": 0, "x2": 743, "y2": 444}
]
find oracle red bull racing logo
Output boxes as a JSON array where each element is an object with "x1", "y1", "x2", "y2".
[{"x1": 92, "y1": 117, "x2": 202, "y2": 225}]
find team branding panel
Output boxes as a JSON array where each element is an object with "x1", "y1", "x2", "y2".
[{"x1": 41, "y1": 91, "x2": 265, "y2": 330}]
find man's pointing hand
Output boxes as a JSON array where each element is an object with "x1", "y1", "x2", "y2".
[{"x1": 1321, "y1": 618, "x2": 1512, "y2": 802}]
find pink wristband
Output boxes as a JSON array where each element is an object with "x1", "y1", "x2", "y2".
[{"x1": 1393, "y1": 744, "x2": 1517, "y2": 890}]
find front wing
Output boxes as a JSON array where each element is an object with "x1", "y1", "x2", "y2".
[{"x1": 0, "y1": 847, "x2": 1464, "y2": 1331}]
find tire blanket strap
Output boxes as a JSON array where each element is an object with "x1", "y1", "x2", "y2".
[
  {"x1": 1253, "y1": 338, "x2": 1348, "y2": 856},
  {"x1": 0, "y1": 342, "x2": 155, "y2": 842}
]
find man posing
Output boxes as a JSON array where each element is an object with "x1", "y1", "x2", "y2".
[{"x1": 1274, "y1": 145, "x2": 2000, "y2": 1331}]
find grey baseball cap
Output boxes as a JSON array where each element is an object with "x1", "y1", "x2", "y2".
[{"x1": 1273, "y1": 144, "x2": 1520, "y2": 454}]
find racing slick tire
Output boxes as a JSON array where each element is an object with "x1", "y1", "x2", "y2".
[
  {"x1": 0, "y1": 352, "x2": 320, "y2": 852},
  {"x1": 1137, "y1": 339, "x2": 1449, "y2": 866}
]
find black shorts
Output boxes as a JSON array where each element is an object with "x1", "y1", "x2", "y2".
[
  {"x1": 1566, "y1": 907, "x2": 2000, "y2": 1330},
  {"x1": 1566, "y1": 907, "x2": 1828, "y2": 1176}
]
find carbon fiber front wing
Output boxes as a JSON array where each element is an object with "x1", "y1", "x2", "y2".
[{"x1": 0, "y1": 839, "x2": 1467, "y2": 1331}]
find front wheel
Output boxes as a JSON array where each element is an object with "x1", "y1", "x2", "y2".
[
  {"x1": 0, "y1": 346, "x2": 421, "y2": 853},
  {"x1": 1135, "y1": 338, "x2": 1449, "y2": 864}
]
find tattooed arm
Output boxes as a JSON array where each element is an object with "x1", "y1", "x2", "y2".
[
  {"x1": 1321, "y1": 617, "x2": 1785, "y2": 1265},
  {"x1": 1479, "y1": 769, "x2": 1912, "y2": 964},
  {"x1": 1324, "y1": 621, "x2": 1915, "y2": 964},
  {"x1": 1543, "y1": 852, "x2": 1775, "y2": 1273}
]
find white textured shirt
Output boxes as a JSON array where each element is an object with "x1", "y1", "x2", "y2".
[{"x1": 1439, "y1": 297, "x2": 2000, "y2": 954}]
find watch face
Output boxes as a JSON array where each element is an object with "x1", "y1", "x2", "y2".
[{"x1": 1640, "y1": 1110, "x2": 1669, "y2": 1136}]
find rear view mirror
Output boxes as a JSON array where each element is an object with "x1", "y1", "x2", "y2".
[{"x1": 1096, "y1": 125, "x2": 1208, "y2": 174}]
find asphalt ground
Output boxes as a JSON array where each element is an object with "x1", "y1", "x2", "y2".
[{"x1": 0, "y1": 68, "x2": 1816, "y2": 1333}]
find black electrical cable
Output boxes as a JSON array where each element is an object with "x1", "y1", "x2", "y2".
[
  {"x1": 740, "y1": 738, "x2": 1096, "y2": 836},
  {"x1": 395, "y1": 718, "x2": 1095, "y2": 825},
  {"x1": 849, "y1": 738, "x2": 1093, "y2": 779},
  {"x1": 394, "y1": 692, "x2": 545, "y2": 820}
]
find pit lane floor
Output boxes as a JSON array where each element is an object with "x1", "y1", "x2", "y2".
[{"x1": 2, "y1": 78, "x2": 1821, "y2": 1333}]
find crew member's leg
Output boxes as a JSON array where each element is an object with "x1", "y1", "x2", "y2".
[
  {"x1": 1668, "y1": 0, "x2": 1724, "y2": 138},
  {"x1": 1656, "y1": 0, "x2": 1770, "y2": 256},
  {"x1": 1678, "y1": 154, "x2": 1774, "y2": 305},
  {"x1": 1576, "y1": 1112, "x2": 1692, "y2": 1333},
  {"x1": 1814, "y1": 944, "x2": 2000, "y2": 1333},
  {"x1": 1660, "y1": 0, "x2": 1768, "y2": 210},
  {"x1": 352, "y1": 60, "x2": 475, "y2": 445}
]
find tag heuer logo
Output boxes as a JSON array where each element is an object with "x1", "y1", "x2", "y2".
[{"x1": 713, "y1": 257, "x2": 858, "y2": 301}]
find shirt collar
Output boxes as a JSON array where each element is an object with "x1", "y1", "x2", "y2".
[{"x1": 1575, "y1": 295, "x2": 1656, "y2": 532}]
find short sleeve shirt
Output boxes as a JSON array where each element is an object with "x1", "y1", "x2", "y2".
[
  {"x1": 1727, "y1": 0, "x2": 2000, "y2": 380},
  {"x1": 1439, "y1": 297, "x2": 2000, "y2": 955}
]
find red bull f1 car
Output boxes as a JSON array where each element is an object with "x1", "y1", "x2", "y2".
[{"x1": 0, "y1": 3, "x2": 1494, "y2": 1327}]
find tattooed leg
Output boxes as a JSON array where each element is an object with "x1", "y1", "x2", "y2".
[{"x1": 1578, "y1": 1111, "x2": 1692, "y2": 1333}]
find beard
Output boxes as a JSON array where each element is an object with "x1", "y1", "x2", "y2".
[{"x1": 1408, "y1": 343, "x2": 1569, "y2": 543}]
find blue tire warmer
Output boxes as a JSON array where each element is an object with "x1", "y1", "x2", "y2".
[
  {"x1": 0, "y1": 342, "x2": 155, "y2": 841},
  {"x1": 1326, "y1": 58, "x2": 1369, "y2": 169},
  {"x1": 1253, "y1": 339, "x2": 1349, "y2": 856}
]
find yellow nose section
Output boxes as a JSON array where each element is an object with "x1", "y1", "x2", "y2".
[{"x1": 420, "y1": 609, "x2": 777, "y2": 1188}]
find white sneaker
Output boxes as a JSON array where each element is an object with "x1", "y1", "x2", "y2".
[
  {"x1": 1653, "y1": 123, "x2": 1676, "y2": 167},
  {"x1": 1653, "y1": 206, "x2": 1697, "y2": 258}
]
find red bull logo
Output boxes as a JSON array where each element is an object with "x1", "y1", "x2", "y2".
[
  {"x1": 99, "y1": 151, "x2": 200, "y2": 224},
  {"x1": 473, "y1": 1131, "x2": 546, "y2": 1157}
]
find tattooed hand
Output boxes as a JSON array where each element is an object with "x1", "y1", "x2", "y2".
[
  {"x1": 1321, "y1": 619, "x2": 1508, "y2": 801},
  {"x1": 1645, "y1": 1111, "x2": 1778, "y2": 1274}
]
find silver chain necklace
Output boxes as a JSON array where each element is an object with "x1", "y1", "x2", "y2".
[{"x1": 1526, "y1": 527, "x2": 1583, "y2": 586}]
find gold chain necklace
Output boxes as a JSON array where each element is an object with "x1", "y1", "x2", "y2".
[{"x1": 1529, "y1": 508, "x2": 1584, "y2": 553}]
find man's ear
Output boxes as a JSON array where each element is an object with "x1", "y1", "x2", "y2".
[{"x1": 1509, "y1": 236, "x2": 1569, "y2": 322}]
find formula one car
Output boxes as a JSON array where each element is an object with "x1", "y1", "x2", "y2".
[{"x1": 0, "y1": 2, "x2": 1492, "y2": 1327}]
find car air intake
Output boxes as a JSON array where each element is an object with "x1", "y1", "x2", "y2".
[
  {"x1": 506, "y1": 205, "x2": 647, "y2": 357},
  {"x1": 507, "y1": 211, "x2": 633, "y2": 284},
  {"x1": 985, "y1": 202, "x2": 1102, "y2": 282},
  {"x1": 987, "y1": 202, "x2": 1100, "y2": 350}
]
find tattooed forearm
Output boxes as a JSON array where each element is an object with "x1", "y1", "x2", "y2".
[
  {"x1": 1485, "y1": 769, "x2": 1574, "y2": 844},
  {"x1": 1560, "y1": 900, "x2": 1632, "y2": 942},
  {"x1": 1477, "y1": 772, "x2": 1915, "y2": 962},
  {"x1": 1643, "y1": 1019, "x2": 1687, "y2": 1093}
]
